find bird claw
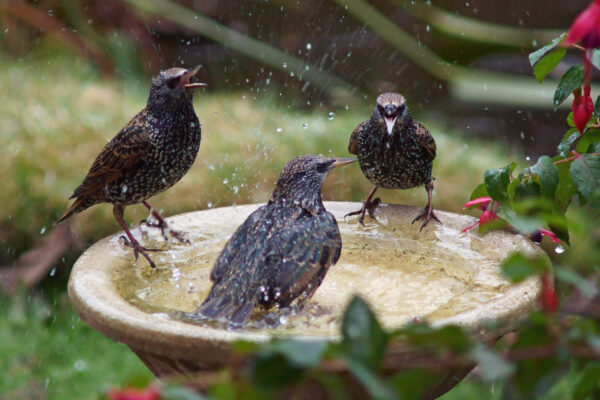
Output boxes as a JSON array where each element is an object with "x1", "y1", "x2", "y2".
[
  {"x1": 141, "y1": 218, "x2": 189, "y2": 244},
  {"x1": 119, "y1": 235, "x2": 159, "y2": 269},
  {"x1": 345, "y1": 197, "x2": 381, "y2": 225},
  {"x1": 411, "y1": 206, "x2": 442, "y2": 231}
]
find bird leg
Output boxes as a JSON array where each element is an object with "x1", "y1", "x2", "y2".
[
  {"x1": 141, "y1": 201, "x2": 190, "y2": 244},
  {"x1": 113, "y1": 205, "x2": 159, "y2": 269},
  {"x1": 412, "y1": 181, "x2": 442, "y2": 231},
  {"x1": 345, "y1": 186, "x2": 380, "y2": 225}
]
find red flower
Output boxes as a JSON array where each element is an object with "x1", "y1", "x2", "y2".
[
  {"x1": 462, "y1": 197, "x2": 498, "y2": 232},
  {"x1": 538, "y1": 229, "x2": 562, "y2": 244},
  {"x1": 572, "y1": 85, "x2": 594, "y2": 134},
  {"x1": 540, "y1": 274, "x2": 558, "y2": 313},
  {"x1": 106, "y1": 386, "x2": 161, "y2": 400},
  {"x1": 565, "y1": 0, "x2": 600, "y2": 48}
]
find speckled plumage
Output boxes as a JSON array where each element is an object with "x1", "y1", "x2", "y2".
[
  {"x1": 348, "y1": 92, "x2": 440, "y2": 229},
  {"x1": 58, "y1": 67, "x2": 205, "y2": 268},
  {"x1": 195, "y1": 155, "x2": 355, "y2": 326}
]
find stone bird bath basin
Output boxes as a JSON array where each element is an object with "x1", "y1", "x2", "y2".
[{"x1": 68, "y1": 202, "x2": 545, "y2": 396}]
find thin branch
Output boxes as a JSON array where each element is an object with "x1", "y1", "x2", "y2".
[{"x1": 554, "y1": 152, "x2": 600, "y2": 165}]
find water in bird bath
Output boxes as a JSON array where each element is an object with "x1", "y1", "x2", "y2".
[{"x1": 113, "y1": 202, "x2": 535, "y2": 337}]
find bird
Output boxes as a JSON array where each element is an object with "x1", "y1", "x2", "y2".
[
  {"x1": 194, "y1": 155, "x2": 356, "y2": 326},
  {"x1": 57, "y1": 66, "x2": 206, "y2": 269},
  {"x1": 347, "y1": 92, "x2": 440, "y2": 230}
]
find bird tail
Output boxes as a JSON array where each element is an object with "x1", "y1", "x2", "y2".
[
  {"x1": 57, "y1": 196, "x2": 95, "y2": 224},
  {"x1": 196, "y1": 293, "x2": 255, "y2": 326}
]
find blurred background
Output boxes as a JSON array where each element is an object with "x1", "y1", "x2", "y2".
[{"x1": 0, "y1": 0, "x2": 590, "y2": 398}]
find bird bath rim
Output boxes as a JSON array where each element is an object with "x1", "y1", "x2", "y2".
[{"x1": 68, "y1": 201, "x2": 544, "y2": 364}]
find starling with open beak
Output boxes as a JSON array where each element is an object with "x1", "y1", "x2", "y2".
[
  {"x1": 58, "y1": 67, "x2": 206, "y2": 268},
  {"x1": 347, "y1": 92, "x2": 440, "y2": 230},
  {"x1": 195, "y1": 155, "x2": 355, "y2": 326}
]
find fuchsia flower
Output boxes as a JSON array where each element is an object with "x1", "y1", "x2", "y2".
[
  {"x1": 540, "y1": 274, "x2": 558, "y2": 313},
  {"x1": 462, "y1": 197, "x2": 498, "y2": 232},
  {"x1": 538, "y1": 229, "x2": 562, "y2": 244},
  {"x1": 572, "y1": 81, "x2": 594, "y2": 134},
  {"x1": 565, "y1": 0, "x2": 600, "y2": 48}
]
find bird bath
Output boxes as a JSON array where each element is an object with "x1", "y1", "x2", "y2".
[{"x1": 68, "y1": 202, "x2": 545, "y2": 390}]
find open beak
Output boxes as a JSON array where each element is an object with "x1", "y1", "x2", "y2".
[
  {"x1": 331, "y1": 158, "x2": 357, "y2": 168},
  {"x1": 385, "y1": 116, "x2": 397, "y2": 135},
  {"x1": 180, "y1": 65, "x2": 206, "y2": 89}
]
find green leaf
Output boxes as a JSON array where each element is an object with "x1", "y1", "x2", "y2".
[
  {"x1": 555, "y1": 160, "x2": 577, "y2": 208},
  {"x1": 470, "y1": 345, "x2": 515, "y2": 381},
  {"x1": 529, "y1": 34, "x2": 566, "y2": 67},
  {"x1": 553, "y1": 65, "x2": 584, "y2": 111},
  {"x1": 567, "y1": 111, "x2": 575, "y2": 128},
  {"x1": 522, "y1": 156, "x2": 559, "y2": 197},
  {"x1": 514, "y1": 179, "x2": 541, "y2": 199},
  {"x1": 342, "y1": 296, "x2": 387, "y2": 370},
  {"x1": 484, "y1": 164, "x2": 513, "y2": 202},
  {"x1": 533, "y1": 47, "x2": 566, "y2": 83},
  {"x1": 570, "y1": 154, "x2": 600, "y2": 201},
  {"x1": 496, "y1": 207, "x2": 543, "y2": 235},
  {"x1": 594, "y1": 94, "x2": 600, "y2": 119},
  {"x1": 501, "y1": 252, "x2": 549, "y2": 283},
  {"x1": 558, "y1": 129, "x2": 580, "y2": 157},
  {"x1": 573, "y1": 362, "x2": 600, "y2": 400},
  {"x1": 345, "y1": 358, "x2": 397, "y2": 400},
  {"x1": 469, "y1": 182, "x2": 489, "y2": 200},
  {"x1": 262, "y1": 339, "x2": 328, "y2": 368},
  {"x1": 576, "y1": 129, "x2": 600, "y2": 154},
  {"x1": 554, "y1": 267, "x2": 597, "y2": 298},
  {"x1": 248, "y1": 352, "x2": 304, "y2": 391}
]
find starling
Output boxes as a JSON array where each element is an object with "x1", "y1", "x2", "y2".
[
  {"x1": 347, "y1": 92, "x2": 440, "y2": 230},
  {"x1": 58, "y1": 66, "x2": 206, "y2": 268},
  {"x1": 195, "y1": 155, "x2": 356, "y2": 326}
]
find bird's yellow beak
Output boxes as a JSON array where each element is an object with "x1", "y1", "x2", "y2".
[
  {"x1": 181, "y1": 65, "x2": 206, "y2": 89},
  {"x1": 331, "y1": 158, "x2": 357, "y2": 168}
]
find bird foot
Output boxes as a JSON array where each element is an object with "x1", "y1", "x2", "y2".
[
  {"x1": 119, "y1": 235, "x2": 160, "y2": 269},
  {"x1": 345, "y1": 197, "x2": 381, "y2": 225},
  {"x1": 141, "y1": 218, "x2": 190, "y2": 244},
  {"x1": 411, "y1": 205, "x2": 442, "y2": 231}
]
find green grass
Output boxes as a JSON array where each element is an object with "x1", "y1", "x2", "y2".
[{"x1": 0, "y1": 290, "x2": 153, "y2": 399}]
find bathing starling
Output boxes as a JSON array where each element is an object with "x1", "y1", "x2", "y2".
[
  {"x1": 347, "y1": 92, "x2": 440, "y2": 230},
  {"x1": 58, "y1": 66, "x2": 206, "y2": 268},
  {"x1": 195, "y1": 155, "x2": 356, "y2": 326}
]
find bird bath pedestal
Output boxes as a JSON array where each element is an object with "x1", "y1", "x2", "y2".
[{"x1": 68, "y1": 202, "x2": 545, "y2": 397}]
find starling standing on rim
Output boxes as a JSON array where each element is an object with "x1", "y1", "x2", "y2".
[
  {"x1": 195, "y1": 155, "x2": 356, "y2": 326},
  {"x1": 347, "y1": 92, "x2": 440, "y2": 230},
  {"x1": 58, "y1": 67, "x2": 206, "y2": 268}
]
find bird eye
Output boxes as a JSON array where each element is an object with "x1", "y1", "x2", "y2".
[
  {"x1": 167, "y1": 77, "x2": 180, "y2": 89},
  {"x1": 316, "y1": 163, "x2": 328, "y2": 173}
]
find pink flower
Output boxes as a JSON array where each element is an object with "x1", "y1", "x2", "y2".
[
  {"x1": 538, "y1": 229, "x2": 562, "y2": 244},
  {"x1": 565, "y1": 0, "x2": 600, "y2": 48},
  {"x1": 540, "y1": 274, "x2": 558, "y2": 313},
  {"x1": 462, "y1": 197, "x2": 498, "y2": 232},
  {"x1": 106, "y1": 386, "x2": 161, "y2": 400},
  {"x1": 572, "y1": 85, "x2": 594, "y2": 134}
]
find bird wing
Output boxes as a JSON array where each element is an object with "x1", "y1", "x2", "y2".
[
  {"x1": 71, "y1": 123, "x2": 153, "y2": 199},
  {"x1": 415, "y1": 122, "x2": 436, "y2": 161},
  {"x1": 260, "y1": 210, "x2": 341, "y2": 306},
  {"x1": 348, "y1": 120, "x2": 368, "y2": 155}
]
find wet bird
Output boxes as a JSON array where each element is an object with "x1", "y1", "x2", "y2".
[
  {"x1": 58, "y1": 67, "x2": 206, "y2": 268},
  {"x1": 195, "y1": 155, "x2": 355, "y2": 326},
  {"x1": 347, "y1": 92, "x2": 440, "y2": 230}
]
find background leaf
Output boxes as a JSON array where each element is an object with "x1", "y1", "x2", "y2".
[
  {"x1": 501, "y1": 252, "x2": 549, "y2": 283},
  {"x1": 570, "y1": 154, "x2": 600, "y2": 201},
  {"x1": 533, "y1": 48, "x2": 566, "y2": 83},
  {"x1": 558, "y1": 129, "x2": 580, "y2": 157},
  {"x1": 522, "y1": 156, "x2": 559, "y2": 197},
  {"x1": 484, "y1": 164, "x2": 513, "y2": 202},
  {"x1": 528, "y1": 34, "x2": 566, "y2": 67}
]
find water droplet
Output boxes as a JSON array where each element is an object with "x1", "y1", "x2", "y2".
[
  {"x1": 40, "y1": 226, "x2": 46, "y2": 234},
  {"x1": 525, "y1": 156, "x2": 531, "y2": 161},
  {"x1": 328, "y1": 112, "x2": 335, "y2": 120},
  {"x1": 121, "y1": 185, "x2": 128, "y2": 193},
  {"x1": 233, "y1": 186, "x2": 239, "y2": 194},
  {"x1": 74, "y1": 360, "x2": 87, "y2": 371},
  {"x1": 276, "y1": 127, "x2": 283, "y2": 133},
  {"x1": 554, "y1": 245, "x2": 565, "y2": 254},
  {"x1": 306, "y1": 43, "x2": 312, "y2": 50},
  {"x1": 208, "y1": 164, "x2": 215, "y2": 170},
  {"x1": 222, "y1": 178, "x2": 229, "y2": 185},
  {"x1": 282, "y1": 62, "x2": 288, "y2": 68},
  {"x1": 207, "y1": 201, "x2": 213, "y2": 208},
  {"x1": 426, "y1": 25, "x2": 430, "y2": 32},
  {"x1": 302, "y1": 123, "x2": 308, "y2": 129},
  {"x1": 279, "y1": 315, "x2": 288, "y2": 324},
  {"x1": 49, "y1": 267, "x2": 56, "y2": 277}
]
